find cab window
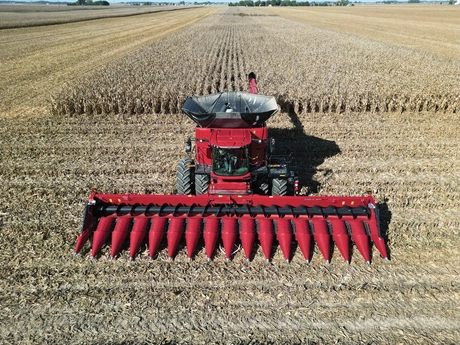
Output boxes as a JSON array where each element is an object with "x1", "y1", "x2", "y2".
[{"x1": 212, "y1": 147, "x2": 249, "y2": 176}]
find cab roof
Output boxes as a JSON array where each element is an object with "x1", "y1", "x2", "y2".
[
  {"x1": 182, "y1": 91, "x2": 278, "y2": 128},
  {"x1": 209, "y1": 128, "x2": 252, "y2": 148}
]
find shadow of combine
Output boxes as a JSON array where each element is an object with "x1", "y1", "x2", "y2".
[
  {"x1": 272, "y1": 105, "x2": 392, "y2": 263},
  {"x1": 270, "y1": 106, "x2": 341, "y2": 194},
  {"x1": 376, "y1": 199, "x2": 392, "y2": 260}
]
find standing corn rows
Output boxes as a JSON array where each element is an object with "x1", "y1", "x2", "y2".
[{"x1": 50, "y1": 8, "x2": 460, "y2": 116}]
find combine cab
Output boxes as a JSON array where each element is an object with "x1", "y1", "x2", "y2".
[
  {"x1": 179, "y1": 91, "x2": 296, "y2": 197},
  {"x1": 74, "y1": 75, "x2": 389, "y2": 264}
]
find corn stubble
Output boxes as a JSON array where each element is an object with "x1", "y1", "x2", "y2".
[
  {"x1": 2, "y1": 109, "x2": 460, "y2": 344},
  {"x1": 1, "y1": 7, "x2": 460, "y2": 345}
]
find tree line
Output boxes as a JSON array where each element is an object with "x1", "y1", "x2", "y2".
[
  {"x1": 68, "y1": 0, "x2": 109, "y2": 5},
  {"x1": 228, "y1": 0, "x2": 352, "y2": 5}
]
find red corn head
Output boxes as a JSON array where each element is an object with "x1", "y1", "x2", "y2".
[
  {"x1": 276, "y1": 219, "x2": 292, "y2": 263},
  {"x1": 257, "y1": 218, "x2": 274, "y2": 262},
  {"x1": 110, "y1": 218, "x2": 131, "y2": 259},
  {"x1": 185, "y1": 218, "x2": 202, "y2": 260},
  {"x1": 293, "y1": 219, "x2": 312, "y2": 263},
  {"x1": 76, "y1": 191, "x2": 388, "y2": 264},
  {"x1": 129, "y1": 218, "x2": 149, "y2": 260},
  {"x1": 310, "y1": 217, "x2": 331, "y2": 263},
  {"x1": 221, "y1": 218, "x2": 238, "y2": 261},
  {"x1": 239, "y1": 218, "x2": 255, "y2": 261},
  {"x1": 149, "y1": 216, "x2": 167, "y2": 259},
  {"x1": 203, "y1": 216, "x2": 220, "y2": 261}
]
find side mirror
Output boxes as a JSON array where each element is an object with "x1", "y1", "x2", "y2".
[
  {"x1": 185, "y1": 138, "x2": 192, "y2": 153},
  {"x1": 269, "y1": 138, "x2": 275, "y2": 153}
]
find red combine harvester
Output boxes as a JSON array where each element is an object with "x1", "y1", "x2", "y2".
[{"x1": 74, "y1": 75, "x2": 389, "y2": 264}]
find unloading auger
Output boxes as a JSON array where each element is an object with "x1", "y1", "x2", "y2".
[{"x1": 74, "y1": 74, "x2": 389, "y2": 263}]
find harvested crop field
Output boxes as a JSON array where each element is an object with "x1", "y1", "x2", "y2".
[
  {"x1": 1, "y1": 5, "x2": 460, "y2": 345},
  {"x1": 0, "y1": 3, "x2": 201, "y2": 29},
  {"x1": 0, "y1": 5, "x2": 218, "y2": 115},
  {"x1": 263, "y1": 5, "x2": 460, "y2": 59}
]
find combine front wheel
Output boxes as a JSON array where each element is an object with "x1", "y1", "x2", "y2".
[{"x1": 177, "y1": 158, "x2": 194, "y2": 195}]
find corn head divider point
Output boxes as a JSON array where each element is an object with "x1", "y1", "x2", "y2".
[{"x1": 74, "y1": 74, "x2": 389, "y2": 264}]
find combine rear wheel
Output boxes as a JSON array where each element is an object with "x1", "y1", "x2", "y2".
[
  {"x1": 195, "y1": 174, "x2": 210, "y2": 195},
  {"x1": 272, "y1": 178, "x2": 288, "y2": 196},
  {"x1": 177, "y1": 158, "x2": 194, "y2": 195}
]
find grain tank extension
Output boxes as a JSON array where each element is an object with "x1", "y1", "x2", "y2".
[{"x1": 74, "y1": 76, "x2": 389, "y2": 264}]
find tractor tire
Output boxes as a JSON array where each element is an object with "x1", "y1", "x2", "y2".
[
  {"x1": 271, "y1": 178, "x2": 288, "y2": 196},
  {"x1": 177, "y1": 158, "x2": 194, "y2": 195},
  {"x1": 253, "y1": 179, "x2": 269, "y2": 195},
  {"x1": 195, "y1": 174, "x2": 210, "y2": 195}
]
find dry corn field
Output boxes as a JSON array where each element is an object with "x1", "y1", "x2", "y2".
[
  {"x1": 0, "y1": 4, "x2": 197, "y2": 29},
  {"x1": 50, "y1": 6, "x2": 460, "y2": 117},
  {"x1": 1, "y1": 4, "x2": 460, "y2": 345}
]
